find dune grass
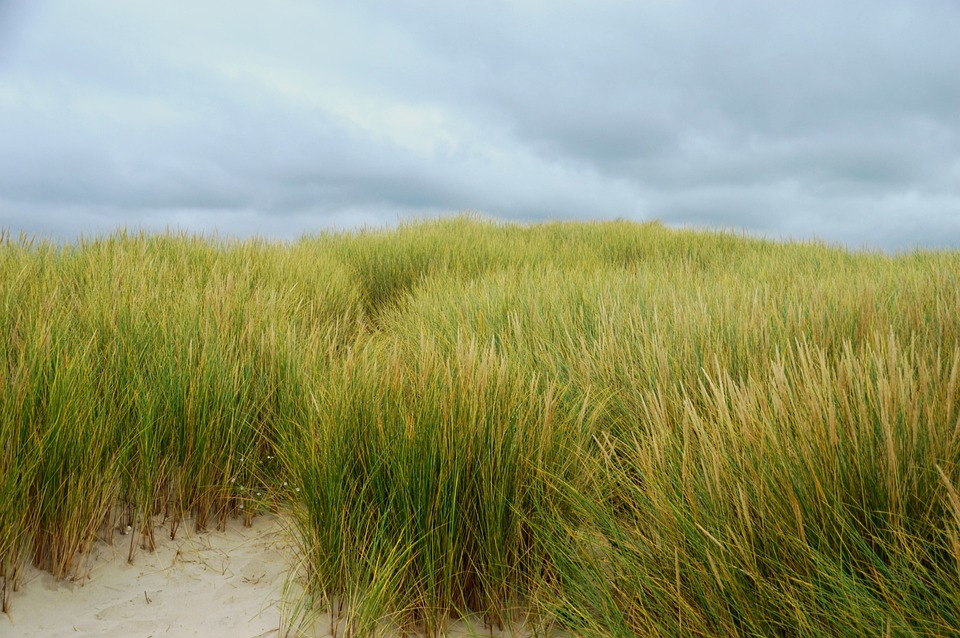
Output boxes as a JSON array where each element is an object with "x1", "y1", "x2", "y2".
[{"x1": 2, "y1": 217, "x2": 960, "y2": 636}]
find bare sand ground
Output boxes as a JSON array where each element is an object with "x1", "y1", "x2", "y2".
[
  {"x1": 1, "y1": 515, "x2": 539, "y2": 638},
  {"x1": 3, "y1": 514, "x2": 293, "y2": 637}
]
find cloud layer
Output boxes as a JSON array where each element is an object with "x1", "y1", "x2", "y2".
[{"x1": 1, "y1": 1, "x2": 958, "y2": 250}]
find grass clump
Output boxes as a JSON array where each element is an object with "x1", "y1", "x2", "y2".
[
  {"x1": 3, "y1": 217, "x2": 960, "y2": 637},
  {"x1": 278, "y1": 335, "x2": 597, "y2": 637},
  {"x1": 0, "y1": 230, "x2": 362, "y2": 610}
]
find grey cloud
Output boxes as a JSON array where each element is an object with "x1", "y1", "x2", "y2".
[{"x1": 0, "y1": 0, "x2": 958, "y2": 251}]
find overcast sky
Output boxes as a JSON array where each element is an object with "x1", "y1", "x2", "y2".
[{"x1": 1, "y1": 1, "x2": 958, "y2": 250}]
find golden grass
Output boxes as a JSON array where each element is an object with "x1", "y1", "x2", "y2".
[{"x1": 2, "y1": 217, "x2": 960, "y2": 636}]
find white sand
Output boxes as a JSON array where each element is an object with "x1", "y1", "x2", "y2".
[
  {"x1": 2, "y1": 514, "x2": 294, "y2": 638},
  {"x1": 2, "y1": 516, "x2": 540, "y2": 638}
]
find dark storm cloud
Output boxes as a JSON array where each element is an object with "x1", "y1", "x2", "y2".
[{"x1": 0, "y1": 1, "x2": 957, "y2": 249}]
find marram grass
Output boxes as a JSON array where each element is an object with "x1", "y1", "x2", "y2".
[{"x1": 2, "y1": 218, "x2": 960, "y2": 637}]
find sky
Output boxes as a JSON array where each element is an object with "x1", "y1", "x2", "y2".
[{"x1": 0, "y1": 1, "x2": 958, "y2": 251}]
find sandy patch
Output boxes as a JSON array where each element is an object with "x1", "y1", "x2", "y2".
[
  {"x1": 2, "y1": 515, "x2": 544, "y2": 638},
  {"x1": 2, "y1": 514, "x2": 293, "y2": 638}
]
